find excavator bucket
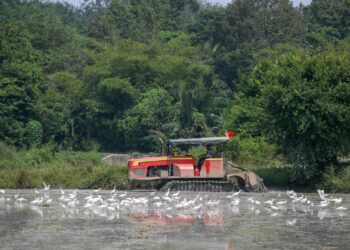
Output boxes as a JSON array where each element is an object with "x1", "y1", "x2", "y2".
[
  {"x1": 225, "y1": 161, "x2": 267, "y2": 192},
  {"x1": 227, "y1": 171, "x2": 266, "y2": 192},
  {"x1": 246, "y1": 171, "x2": 266, "y2": 192}
]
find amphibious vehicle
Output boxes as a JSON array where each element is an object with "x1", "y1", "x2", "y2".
[{"x1": 128, "y1": 133, "x2": 266, "y2": 192}]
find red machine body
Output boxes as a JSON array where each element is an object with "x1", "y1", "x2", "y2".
[
  {"x1": 128, "y1": 136, "x2": 232, "y2": 187},
  {"x1": 128, "y1": 155, "x2": 225, "y2": 181}
]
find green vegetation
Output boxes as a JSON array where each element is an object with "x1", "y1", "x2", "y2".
[
  {"x1": 322, "y1": 166, "x2": 350, "y2": 193},
  {"x1": 0, "y1": 0, "x2": 349, "y2": 191},
  {"x1": 251, "y1": 167, "x2": 294, "y2": 189},
  {"x1": 0, "y1": 142, "x2": 127, "y2": 189}
]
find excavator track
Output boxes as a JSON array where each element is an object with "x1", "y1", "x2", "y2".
[{"x1": 158, "y1": 179, "x2": 239, "y2": 192}]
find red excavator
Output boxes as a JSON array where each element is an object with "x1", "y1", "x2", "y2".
[{"x1": 128, "y1": 132, "x2": 266, "y2": 192}]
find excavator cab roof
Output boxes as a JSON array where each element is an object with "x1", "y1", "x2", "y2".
[{"x1": 168, "y1": 136, "x2": 229, "y2": 145}]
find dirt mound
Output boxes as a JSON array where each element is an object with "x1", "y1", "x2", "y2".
[{"x1": 102, "y1": 154, "x2": 131, "y2": 165}]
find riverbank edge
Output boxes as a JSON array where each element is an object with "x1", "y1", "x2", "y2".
[
  {"x1": 0, "y1": 149, "x2": 349, "y2": 192},
  {"x1": 0, "y1": 165, "x2": 348, "y2": 192}
]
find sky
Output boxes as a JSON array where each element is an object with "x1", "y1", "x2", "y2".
[{"x1": 58, "y1": 0, "x2": 312, "y2": 7}]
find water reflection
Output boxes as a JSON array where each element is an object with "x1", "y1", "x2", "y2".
[{"x1": 0, "y1": 189, "x2": 349, "y2": 249}]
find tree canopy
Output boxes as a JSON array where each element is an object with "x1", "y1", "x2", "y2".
[{"x1": 0, "y1": 0, "x2": 349, "y2": 182}]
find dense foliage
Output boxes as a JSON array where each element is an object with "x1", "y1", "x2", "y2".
[{"x1": 0, "y1": 0, "x2": 349, "y2": 184}]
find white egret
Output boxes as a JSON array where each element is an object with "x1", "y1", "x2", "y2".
[
  {"x1": 264, "y1": 199, "x2": 274, "y2": 205},
  {"x1": 43, "y1": 182, "x2": 50, "y2": 191},
  {"x1": 336, "y1": 207, "x2": 347, "y2": 210},
  {"x1": 276, "y1": 201, "x2": 287, "y2": 205}
]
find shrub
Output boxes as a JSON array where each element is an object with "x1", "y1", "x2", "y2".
[
  {"x1": 24, "y1": 120, "x2": 43, "y2": 147},
  {"x1": 24, "y1": 144, "x2": 55, "y2": 167},
  {"x1": 251, "y1": 166, "x2": 293, "y2": 188},
  {"x1": 322, "y1": 166, "x2": 350, "y2": 193},
  {"x1": 224, "y1": 136, "x2": 280, "y2": 168},
  {"x1": 80, "y1": 139, "x2": 101, "y2": 151},
  {"x1": 0, "y1": 142, "x2": 23, "y2": 169}
]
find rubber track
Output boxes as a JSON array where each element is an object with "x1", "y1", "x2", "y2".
[{"x1": 159, "y1": 180, "x2": 238, "y2": 192}]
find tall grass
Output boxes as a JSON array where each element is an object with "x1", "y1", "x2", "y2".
[
  {"x1": 0, "y1": 142, "x2": 128, "y2": 189},
  {"x1": 0, "y1": 163, "x2": 128, "y2": 189},
  {"x1": 249, "y1": 166, "x2": 292, "y2": 188},
  {"x1": 322, "y1": 166, "x2": 350, "y2": 193},
  {"x1": 0, "y1": 142, "x2": 23, "y2": 169}
]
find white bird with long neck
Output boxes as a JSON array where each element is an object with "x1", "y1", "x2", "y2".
[
  {"x1": 336, "y1": 207, "x2": 347, "y2": 210},
  {"x1": 276, "y1": 200, "x2": 287, "y2": 205},
  {"x1": 317, "y1": 189, "x2": 329, "y2": 201},
  {"x1": 206, "y1": 200, "x2": 220, "y2": 207},
  {"x1": 107, "y1": 195, "x2": 117, "y2": 203},
  {"x1": 264, "y1": 199, "x2": 275, "y2": 205},
  {"x1": 247, "y1": 197, "x2": 254, "y2": 203},
  {"x1": 17, "y1": 197, "x2": 27, "y2": 203},
  {"x1": 44, "y1": 198, "x2": 52, "y2": 206},
  {"x1": 162, "y1": 196, "x2": 172, "y2": 202},
  {"x1": 300, "y1": 196, "x2": 308, "y2": 204},
  {"x1": 119, "y1": 192, "x2": 127, "y2": 198},
  {"x1": 227, "y1": 190, "x2": 241, "y2": 198},
  {"x1": 318, "y1": 202, "x2": 329, "y2": 208},
  {"x1": 286, "y1": 190, "x2": 297, "y2": 198},
  {"x1": 270, "y1": 205, "x2": 280, "y2": 211},
  {"x1": 164, "y1": 188, "x2": 170, "y2": 197},
  {"x1": 150, "y1": 190, "x2": 157, "y2": 196},
  {"x1": 68, "y1": 190, "x2": 77, "y2": 199},
  {"x1": 292, "y1": 195, "x2": 304, "y2": 203},
  {"x1": 152, "y1": 196, "x2": 160, "y2": 201},
  {"x1": 172, "y1": 191, "x2": 180, "y2": 197},
  {"x1": 331, "y1": 197, "x2": 342, "y2": 204},
  {"x1": 67, "y1": 198, "x2": 79, "y2": 208},
  {"x1": 231, "y1": 198, "x2": 240, "y2": 206},
  {"x1": 320, "y1": 200, "x2": 329, "y2": 205},
  {"x1": 191, "y1": 203, "x2": 203, "y2": 212},
  {"x1": 154, "y1": 201, "x2": 163, "y2": 208},
  {"x1": 30, "y1": 197, "x2": 43, "y2": 205},
  {"x1": 175, "y1": 198, "x2": 187, "y2": 208},
  {"x1": 43, "y1": 182, "x2": 50, "y2": 191}
]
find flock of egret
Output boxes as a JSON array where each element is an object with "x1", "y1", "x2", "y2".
[{"x1": 0, "y1": 185, "x2": 347, "y2": 224}]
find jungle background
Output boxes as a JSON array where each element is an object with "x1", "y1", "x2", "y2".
[{"x1": 0, "y1": 0, "x2": 349, "y2": 190}]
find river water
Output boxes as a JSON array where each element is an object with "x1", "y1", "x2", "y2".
[{"x1": 0, "y1": 189, "x2": 349, "y2": 249}]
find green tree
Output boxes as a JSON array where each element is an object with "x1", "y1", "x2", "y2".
[
  {"x1": 34, "y1": 71, "x2": 83, "y2": 148},
  {"x1": 213, "y1": 0, "x2": 305, "y2": 85},
  {"x1": 229, "y1": 45, "x2": 350, "y2": 182},
  {"x1": 117, "y1": 88, "x2": 180, "y2": 151},
  {"x1": 84, "y1": 0, "x2": 200, "y2": 43},
  {"x1": 305, "y1": 0, "x2": 350, "y2": 41},
  {"x1": 0, "y1": 23, "x2": 42, "y2": 146}
]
